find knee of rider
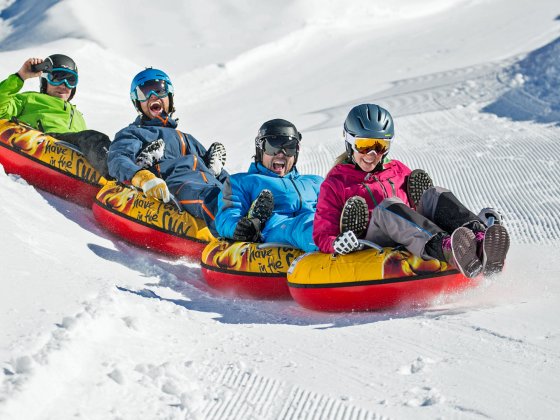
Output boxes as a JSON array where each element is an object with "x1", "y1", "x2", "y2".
[{"x1": 379, "y1": 196, "x2": 404, "y2": 209}]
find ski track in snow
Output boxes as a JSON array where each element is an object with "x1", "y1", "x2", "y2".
[{"x1": 299, "y1": 57, "x2": 560, "y2": 245}]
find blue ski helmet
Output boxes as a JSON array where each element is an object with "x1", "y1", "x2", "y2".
[
  {"x1": 130, "y1": 68, "x2": 174, "y2": 114},
  {"x1": 343, "y1": 104, "x2": 394, "y2": 159}
]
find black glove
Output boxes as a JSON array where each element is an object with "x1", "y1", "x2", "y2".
[{"x1": 232, "y1": 217, "x2": 261, "y2": 242}]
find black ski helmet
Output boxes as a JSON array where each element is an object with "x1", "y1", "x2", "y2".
[
  {"x1": 343, "y1": 104, "x2": 394, "y2": 160},
  {"x1": 40, "y1": 54, "x2": 78, "y2": 100},
  {"x1": 255, "y1": 119, "x2": 302, "y2": 164}
]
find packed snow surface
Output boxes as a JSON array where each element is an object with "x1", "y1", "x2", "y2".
[{"x1": 1, "y1": 0, "x2": 560, "y2": 419}]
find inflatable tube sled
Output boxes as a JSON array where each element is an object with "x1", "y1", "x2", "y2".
[
  {"x1": 201, "y1": 240, "x2": 304, "y2": 299},
  {"x1": 287, "y1": 248, "x2": 475, "y2": 312},
  {"x1": 0, "y1": 119, "x2": 105, "y2": 207},
  {"x1": 93, "y1": 182, "x2": 214, "y2": 258}
]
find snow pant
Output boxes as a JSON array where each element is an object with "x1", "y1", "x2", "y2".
[
  {"x1": 364, "y1": 187, "x2": 479, "y2": 259},
  {"x1": 50, "y1": 130, "x2": 111, "y2": 178},
  {"x1": 262, "y1": 210, "x2": 318, "y2": 252},
  {"x1": 163, "y1": 155, "x2": 228, "y2": 237}
]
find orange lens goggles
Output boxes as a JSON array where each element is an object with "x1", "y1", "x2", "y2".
[{"x1": 352, "y1": 137, "x2": 391, "y2": 154}]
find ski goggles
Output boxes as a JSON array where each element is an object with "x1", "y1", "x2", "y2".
[
  {"x1": 346, "y1": 132, "x2": 392, "y2": 155},
  {"x1": 44, "y1": 68, "x2": 79, "y2": 89},
  {"x1": 131, "y1": 79, "x2": 173, "y2": 102},
  {"x1": 261, "y1": 136, "x2": 299, "y2": 157}
]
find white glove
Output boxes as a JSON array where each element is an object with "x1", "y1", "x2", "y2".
[{"x1": 333, "y1": 231, "x2": 361, "y2": 255}]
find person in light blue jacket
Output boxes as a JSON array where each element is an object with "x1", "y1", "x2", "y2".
[
  {"x1": 214, "y1": 119, "x2": 322, "y2": 252},
  {"x1": 108, "y1": 68, "x2": 228, "y2": 232}
]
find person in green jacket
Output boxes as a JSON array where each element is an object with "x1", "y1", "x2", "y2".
[{"x1": 0, "y1": 54, "x2": 111, "y2": 177}]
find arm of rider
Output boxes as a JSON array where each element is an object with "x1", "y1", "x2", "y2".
[
  {"x1": 232, "y1": 217, "x2": 260, "y2": 242},
  {"x1": 17, "y1": 58, "x2": 44, "y2": 81},
  {"x1": 333, "y1": 230, "x2": 361, "y2": 255},
  {"x1": 131, "y1": 169, "x2": 170, "y2": 203}
]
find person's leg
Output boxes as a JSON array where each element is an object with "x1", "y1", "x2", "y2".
[
  {"x1": 262, "y1": 212, "x2": 318, "y2": 252},
  {"x1": 165, "y1": 156, "x2": 224, "y2": 224},
  {"x1": 417, "y1": 187, "x2": 480, "y2": 233},
  {"x1": 50, "y1": 130, "x2": 111, "y2": 178},
  {"x1": 364, "y1": 197, "x2": 444, "y2": 259}
]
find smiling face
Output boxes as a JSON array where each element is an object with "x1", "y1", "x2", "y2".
[
  {"x1": 353, "y1": 149, "x2": 384, "y2": 172},
  {"x1": 139, "y1": 94, "x2": 170, "y2": 119},
  {"x1": 262, "y1": 151, "x2": 295, "y2": 177},
  {"x1": 46, "y1": 82, "x2": 72, "y2": 101}
]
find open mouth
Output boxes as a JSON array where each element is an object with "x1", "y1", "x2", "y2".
[
  {"x1": 272, "y1": 159, "x2": 286, "y2": 172},
  {"x1": 149, "y1": 102, "x2": 163, "y2": 115}
]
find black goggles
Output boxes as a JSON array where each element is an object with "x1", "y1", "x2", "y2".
[{"x1": 261, "y1": 136, "x2": 299, "y2": 157}]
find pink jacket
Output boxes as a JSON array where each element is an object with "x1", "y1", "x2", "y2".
[{"x1": 313, "y1": 159, "x2": 412, "y2": 253}]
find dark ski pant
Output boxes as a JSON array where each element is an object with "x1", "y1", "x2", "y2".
[
  {"x1": 163, "y1": 155, "x2": 228, "y2": 237},
  {"x1": 364, "y1": 187, "x2": 479, "y2": 259},
  {"x1": 50, "y1": 130, "x2": 111, "y2": 178}
]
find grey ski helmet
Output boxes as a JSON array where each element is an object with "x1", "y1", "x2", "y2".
[
  {"x1": 343, "y1": 103, "x2": 394, "y2": 159},
  {"x1": 40, "y1": 54, "x2": 78, "y2": 100},
  {"x1": 255, "y1": 119, "x2": 302, "y2": 164}
]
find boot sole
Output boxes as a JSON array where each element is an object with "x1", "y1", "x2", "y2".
[
  {"x1": 248, "y1": 189, "x2": 274, "y2": 225},
  {"x1": 482, "y1": 224, "x2": 510, "y2": 275},
  {"x1": 340, "y1": 196, "x2": 369, "y2": 237},
  {"x1": 451, "y1": 227, "x2": 483, "y2": 278},
  {"x1": 208, "y1": 143, "x2": 227, "y2": 166},
  {"x1": 407, "y1": 169, "x2": 433, "y2": 209}
]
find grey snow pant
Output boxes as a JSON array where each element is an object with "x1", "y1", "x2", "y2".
[{"x1": 364, "y1": 187, "x2": 479, "y2": 259}]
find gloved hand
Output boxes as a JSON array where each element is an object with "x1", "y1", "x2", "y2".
[
  {"x1": 131, "y1": 169, "x2": 170, "y2": 203},
  {"x1": 333, "y1": 231, "x2": 361, "y2": 255},
  {"x1": 232, "y1": 217, "x2": 260, "y2": 242}
]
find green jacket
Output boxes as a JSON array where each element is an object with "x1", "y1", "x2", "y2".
[{"x1": 0, "y1": 73, "x2": 87, "y2": 133}]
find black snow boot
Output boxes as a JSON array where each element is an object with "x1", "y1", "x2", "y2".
[
  {"x1": 248, "y1": 189, "x2": 274, "y2": 228},
  {"x1": 407, "y1": 169, "x2": 434, "y2": 209},
  {"x1": 340, "y1": 196, "x2": 369, "y2": 238}
]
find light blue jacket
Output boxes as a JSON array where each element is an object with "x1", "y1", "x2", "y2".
[{"x1": 215, "y1": 162, "x2": 322, "y2": 251}]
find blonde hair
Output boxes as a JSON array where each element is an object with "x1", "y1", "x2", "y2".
[{"x1": 333, "y1": 151, "x2": 351, "y2": 167}]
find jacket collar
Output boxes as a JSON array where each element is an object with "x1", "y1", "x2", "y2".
[{"x1": 135, "y1": 113, "x2": 178, "y2": 129}]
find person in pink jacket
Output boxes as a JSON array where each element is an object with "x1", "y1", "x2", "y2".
[{"x1": 313, "y1": 104, "x2": 510, "y2": 278}]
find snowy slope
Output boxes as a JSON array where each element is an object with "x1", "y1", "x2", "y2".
[{"x1": 1, "y1": 1, "x2": 560, "y2": 419}]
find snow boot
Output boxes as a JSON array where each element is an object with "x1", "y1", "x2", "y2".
[
  {"x1": 340, "y1": 196, "x2": 369, "y2": 238},
  {"x1": 450, "y1": 227, "x2": 483, "y2": 278},
  {"x1": 136, "y1": 138, "x2": 165, "y2": 168},
  {"x1": 406, "y1": 169, "x2": 433, "y2": 209},
  {"x1": 205, "y1": 142, "x2": 227, "y2": 176},
  {"x1": 481, "y1": 224, "x2": 510, "y2": 276},
  {"x1": 248, "y1": 189, "x2": 274, "y2": 228}
]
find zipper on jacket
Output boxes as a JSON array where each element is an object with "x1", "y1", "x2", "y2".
[
  {"x1": 387, "y1": 178, "x2": 396, "y2": 196},
  {"x1": 289, "y1": 178, "x2": 303, "y2": 216},
  {"x1": 68, "y1": 104, "x2": 75, "y2": 129},
  {"x1": 373, "y1": 176, "x2": 389, "y2": 198}
]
